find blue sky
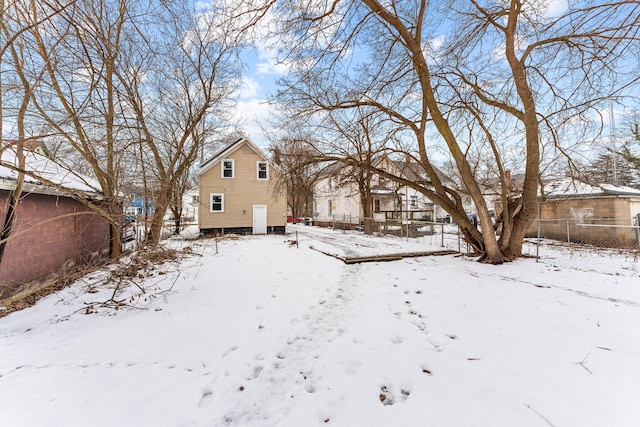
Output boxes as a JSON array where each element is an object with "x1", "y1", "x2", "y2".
[{"x1": 233, "y1": 46, "x2": 285, "y2": 148}]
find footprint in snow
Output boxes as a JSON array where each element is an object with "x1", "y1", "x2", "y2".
[
  {"x1": 379, "y1": 385, "x2": 411, "y2": 405},
  {"x1": 249, "y1": 365, "x2": 263, "y2": 379},
  {"x1": 222, "y1": 344, "x2": 240, "y2": 358},
  {"x1": 425, "y1": 331, "x2": 453, "y2": 352},
  {"x1": 390, "y1": 335, "x2": 404, "y2": 344},
  {"x1": 379, "y1": 385, "x2": 394, "y2": 406},
  {"x1": 198, "y1": 388, "x2": 213, "y2": 407}
]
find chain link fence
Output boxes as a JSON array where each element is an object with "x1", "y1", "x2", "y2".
[
  {"x1": 320, "y1": 214, "x2": 640, "y2": 276},
  {"x1": 523, "y1": 218, "x2": 640, "y2": 276},
  {"x1": 326, "y1": 215, "x2": 463, "y2": 251}
]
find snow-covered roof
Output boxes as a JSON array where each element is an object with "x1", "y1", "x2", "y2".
[
  {"x1": 0, "y1": 147, "x2": 102, "y2": 197},
  {"x1": 543, "y1": 177, "x2": 640, "y2": 198}
]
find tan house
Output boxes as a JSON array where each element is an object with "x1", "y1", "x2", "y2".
[{"x1": 198, "y1": 138, "x2": 287, "y2": 235}]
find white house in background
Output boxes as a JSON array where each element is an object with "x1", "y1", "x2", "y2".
[
  {"x1": 181, "y1": 187, "x2": 200, "y2": 222},
  {"x1": 313, "y1": 157, "x2": 450, "y2": 227}
]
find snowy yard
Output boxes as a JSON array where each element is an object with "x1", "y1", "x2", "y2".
[{"x1": 1, "y1": 225, "x2": 639, "y2": 426}]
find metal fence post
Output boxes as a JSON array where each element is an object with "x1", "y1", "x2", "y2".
[
  {"x1": 566, "y1": 219, "x2": 570, "y2": 244},
  {"x1": 636, "y1": 214, "x2": 640, "y2": 249},
  {"x1": 536, "y1": 220, "x2": 541, "y2": 262},
  {"x1": 406, "y1": 218, "x2": 409, "y2": 241}
]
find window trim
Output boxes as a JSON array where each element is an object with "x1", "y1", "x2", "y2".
[
  {"x1": 257, "y1": 161, "x2": 268, "y2": 180},
  {"x1": 221, "y1": 159, "x2": 234, "y2": 179},
  {"x1": 210, "y1": 193, "x2": 224, "y2": 212}
]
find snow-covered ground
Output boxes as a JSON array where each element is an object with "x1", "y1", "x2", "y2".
[{"x1": 1, "y1": 225, "x2": 639, "y2": 426}]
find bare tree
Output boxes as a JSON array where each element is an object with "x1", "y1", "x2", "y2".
[
  {"x1": 316, "y1": 106, "x2": 401, "y2": 234},
  {"x1": 14, "y1": 0, "x2": 270, "y2": 251},
  {"x1": 0, "y1": 0, "x2": 62, "y2": 264},
  {"x1": 24, "y1": 0, "x2": 136, "y2": 258},
  {"x1": 269, "y1": 0, "x2": 640, "y2": 263},
  {"x1": 115, "y1": 0, "x2": 243, "y2": 245},
  {"x1": 270, "y1": 135, "x2": 320, "y2": 223}
]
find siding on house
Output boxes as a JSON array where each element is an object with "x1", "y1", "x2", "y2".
[
  {"x1": 0, "y1": 191, "x2": 110, "y2": 299},
  {"x1": 181, "y1": 188, "x2": 200, "y2": 222},
  {"x1": 313, "y1": 158, "x2": 448, "y2": 225},
  {"x1": 198, "y1": 140, "x2": 287, "y2": 233},
  {"x1": 314, "y1": 174, "x2": 362, "y2": 223}
]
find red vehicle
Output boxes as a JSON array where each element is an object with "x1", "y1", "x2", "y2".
[{"x1": 286, "y1": 216, "x2": 310, "y2": 224}]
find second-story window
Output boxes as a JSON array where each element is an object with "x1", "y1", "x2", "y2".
[
  {"x1": 257, "y1": 161, "x2": 268, "y2": 180},
  {"x1": 222, "y1": 159, "x2": 234, "y2": 178}
]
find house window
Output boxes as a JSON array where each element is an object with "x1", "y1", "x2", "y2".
[
  {"x1": 192, "y1": 195, "x2": 199, "y2": 203},
  {"x1": 328, "y1": 200, "x2": 332, "y2": 216},
  {"x1": 221, "y1": 159, "x2": 234, "y2": 178},
  {"x1": 210, "y1": 193, "x2": 224, "y2": 212},
  {"x1": 374, "y1": 199, "x2": 381, "y2": 212},
  {"x1": 257, "y1": 161, "x2": 268, "y2": 180}
]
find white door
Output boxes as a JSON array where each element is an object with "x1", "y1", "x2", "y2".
[{"x1": 253, "y1": 205, "x2": 267, "y2": 235}]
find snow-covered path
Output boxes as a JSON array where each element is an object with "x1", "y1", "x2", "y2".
[{"x1": 1, "y1": 226, "x2": 639, "y2": 426}]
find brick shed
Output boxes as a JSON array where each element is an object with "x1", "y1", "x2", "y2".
[
  {"x1": 527, "y1": 177, "x2": 640, "y2": 249},
  {"x1": 1, "y1": 148, "x2": 110, "y2": 299}
]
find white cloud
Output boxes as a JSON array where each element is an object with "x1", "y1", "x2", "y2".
[
  {"x1": 537, "y1": 0, "x2": 568, "y2": 18},
  {"x1": 491, "y1": 34, "x2": 529, "y2": 60},
  {"x1": 233, "y1": 98, "x2": 273, "y2": 146},
  {"x1": 422, "y1": 35, "x2": 446, "y2": 63},
  {"x1": 239, "y1": 76, "x2": 260, "y2": 99},
  {"x1": 255, "y1": 46, "x2": 290, "y2": 76}
]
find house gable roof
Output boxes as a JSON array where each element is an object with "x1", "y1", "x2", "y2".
[
  {"x1": 198, "y1": 138, "x2": 277, "y2": 176},
  {"x1": 317, "y1": 157, "x2": 451, "y2": 188}
]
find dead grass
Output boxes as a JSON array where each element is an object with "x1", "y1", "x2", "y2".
[{"x1": 0, "y1": 245, "x2": 191, "y2": 318}]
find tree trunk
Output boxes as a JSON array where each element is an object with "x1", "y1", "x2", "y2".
[
  {"x1": 145, "y1": 181, "x2": 171, "y2": 245},
  {"x1": 109, "y1": 198, "x2": 122, "y2": 258},
  {"x1": 502, "y1": 0, "x2": 540, "y2": 259},
  {"x1": 360, "y1": 192, "x2": 373, "y2": 235},
  {"x1": 0, "y1": 188, "x2": 21, "y2": 265}
]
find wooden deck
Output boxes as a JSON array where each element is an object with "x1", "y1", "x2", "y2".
[{"x1": 309, "y1": 247, "x2": 458, "y2": 264}]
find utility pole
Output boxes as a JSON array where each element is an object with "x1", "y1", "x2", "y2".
[{"x1": 610, "y1": 102, "x2": 618, "y2": 185}]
